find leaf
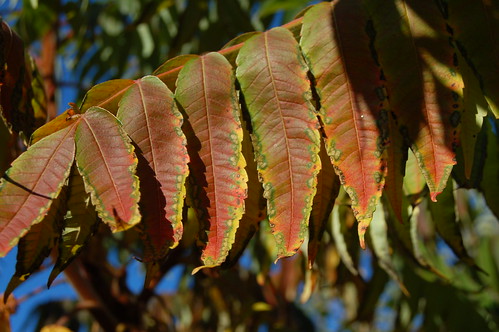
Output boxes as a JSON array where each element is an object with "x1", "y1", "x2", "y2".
[
  {"x1": 445, "y1": 0, "x2": 499, "y2": 118},
  {"x1": 384, "y1": 111, "x2": 408, "y2": 223},
  {"x1": 457, "y1": 51, "x2": 489, "y2": 180},
  {"x1": 224, "y1": 118, "x2": 266, "y2": 267},
  {"x1": 300, "y1": 1, "x2": 388, "y2": 248},
  {"x1": 30, "y1": 110, "x2": 80, "y2": 145},
  {"x1": 153, "y1": 54, "x2": 198, "y2": 91},
  {"x1": 175, "y1": 53, "x2": 247, "y2": 269},
  {"x1": 330, "y1": 203, "x2": 358, "y2": 277},
  {"x1": 368, "y1": 201, "x2": 409, "y2": 296},
  {"x1": 4, "y1": 185, "x2": 66, "y2": 300},
  {"x1": 308, "y1": 139, "x2": 340, "y2": 268},
  {"x1": 74, "y1": 106, "x2": 140, "y2": 232},
  {"x1": 80, "y1": 79, "x2": 134, "y2": 114},
  {"x1": 0, "y1": 21, "x2": 35, "y2": 138},
  {"x1": 403, "y1": 149, "x2": 427, "y2": 205},
  {"x1": 481, "y1": 117, "x2": 499, "y2": 219},
  {"x1": 0, "y1": 123, "x2": 76, "y2": 256},
  {"x1": 365, "y1": 0, "x2": 463, "y2": 201},
  {"x1": 428, "y1": 177, "x2": 478, "y2": 269},
  {"x1": 236, "y1": 27, "x2": 321, "y2": 260},
  {"x1": 117, "y1": 75, "x2": 189, "y2": 259},
  {"x1": 48, "y1": 166, "x2": 99, "y2": 287}
]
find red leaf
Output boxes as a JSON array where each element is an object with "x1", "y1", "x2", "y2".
[
  {"x1": 0, "y1": 123, "x2": 76, "y2": 256},
  {"x1": 236, "y1": 28, "x2": 321, "y2": 259},
  {"x1": 75, "y1": 107, "x2": 140, "y2": 232},
  {"x1": 300, "y1": 1, "x2": 388, "y2": 247},
  {"x1": 175, "y1": 53, "x2": 247, "y2": 269},
  {"x1": 117, "y1": 75, "x2": 189, "y2": 259}
]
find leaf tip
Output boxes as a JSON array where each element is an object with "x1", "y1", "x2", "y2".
[
  {"x1": 358, "y1": 222, "x2": 369, "y2": 250},
  {"x1": 430, "y1": 191, "x2": 441, "y2": 202}
]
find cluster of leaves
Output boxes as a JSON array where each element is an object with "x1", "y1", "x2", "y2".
[{"x1": 0, "y1": 0, "x2": 498, "y2": 330}]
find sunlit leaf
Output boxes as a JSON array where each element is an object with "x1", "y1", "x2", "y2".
[
  {"x1": 30, "y1": 109, "x2": 80, "y2": 145},
  {"x1": 48, "y1": 166, "x2": 99, "y2": 287},
  {"x1": 300, "y1": 1, "x2": 388, "y2": 248},
  {"x1": 153, "y1": 54, "x2": 198, "y2": 91},
  {"x1": 0, "y1": 123, "x2": 76, "y2": 256},
  {"x1": 80, "y1": 79, "x2": 134, "y2": 114},
  {"x1": 176, "y1": 53, "x2": 247, "y2": 269},
  {"x1": 365, "y1": 0, "x2": 463, "y2": 201},
  {"x1": 75, "y1": 107, "x2": 140, "y2": 232},
  {"x1": 117, "y1": 75, "x2": 189, "y2": 259}
]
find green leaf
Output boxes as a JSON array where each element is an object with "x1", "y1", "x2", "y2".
[
  {"x1": 0, "y1": 123, "x2": 76, "y2": 256},
  {"x1": 428, "y1": 177, "x2": 478, "y2": 269},
  {"x1": 458, "y1": 52, "x2": 489, "y2": 179},
  {"x1": 117, "y1": 75, "x2": 189, "y2": 259},
  {"x1": 300, "y1": 1, "x2": 388, "y2": 248},
  {"x1": 75, "y1": 107, "x2": 140, "y2": 232},
  {"x1": 365, "y1": 0, "x2": 463, "y2": 201},
  {"x1": 330, "y1": 203, "x2": 359, "y2": 277},
  {"x1": 48, "y1": 166, "x2": 99, "y2": 287},
  {"x1": 481, "y1": 117, "x2": 499, "y2": 219},
  {"x1": 80, "y1": 79, "x2": 134, "y2": 114},
  {"x1": 176, "y1": 53, "x2": 247, "y2": 270},
  {"x1": 369, "y1": 201, "x2": 409, "y2": 296},
  {"x1": 236, "y1": 27, "x2": 321, "y2": 260},
  {"x1": 445, "y1": 0, "x2": 499, "y2": 118},
  {"x1": 403, "y1": 149, "x2": 427, "y2": 205},
  {"x1": 4, "y1": 185, "x2": 66, "y2": 300}
]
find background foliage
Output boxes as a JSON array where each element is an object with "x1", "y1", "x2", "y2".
[{"x1": 0, "y1": 0, "x2": 498, "y2": 331}]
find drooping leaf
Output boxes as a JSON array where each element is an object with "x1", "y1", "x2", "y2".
[
  {"x1": 384, "y1": 111, "x2": 408, "y2": 223},
  {"x1": 403, "y1": 149, "x2": 427, "y2": 206},
  {"x1": 368, "y1": 201, "x2": 409, "y2": 296},
  {"x1": 457, "y1": 52, "x2": 489, "y2": 179},
  {"x1": 330, "y1": 203, "x2": 359, "y2": 277},
  {"x1": 300, "y1": 1, "x2": 388, "y2": 248},
  {"x1": 236, "y1": 27, "x2": 321, "y2": 259},
  {"x1": 308, "y1": 139, "x2": 340, "y2": 268},
  {"x1": 117, "y1": 75, "x2": 189, "y2": 259},
  {"x1": 225, "y1": 118, "x2": 266, "y2": 267},
  {"x1": 80, "y1": 79, "x2": 134, "y2": 114},
  {"x1": 48, "y1": 166, "x2": 99, "y2": 287},
  {"x1": 74, "y1": 106, "x2": 140, "y2": 232},
  {"x1": 365, "y1": 0, "x2": 463, "y2": 201},
  {"x1": 0, "y1": 122, "x2": 76, "y2": 256},
  {"x1": 444, "y1": 0, "x2": 499, "y2": 118},
  {"x1": 176, "y1": 52, "x2": 247, "y2": 269},
  {"x1": 428, "y1": 177, "x2": 478, "y2": 269},
  {"x1": 4, "y1": 185, "x2": 66, "y2": 300},
  {"x1": 481, "y1": 117, "x2": 499, "y2": 219}
]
